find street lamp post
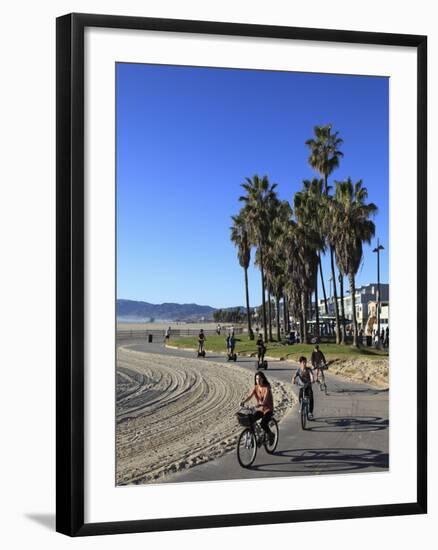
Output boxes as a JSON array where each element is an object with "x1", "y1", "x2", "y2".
[{"x1": 373, "y1": 239, "x2": 384, "y2": 345}]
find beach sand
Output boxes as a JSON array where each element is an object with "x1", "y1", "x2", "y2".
[
  {"x1": 116, "y1": 347, "x2": 295, "y2": 485},
  {"x1": 327, "y1": 357, "x2": 389, "y2": 389}
]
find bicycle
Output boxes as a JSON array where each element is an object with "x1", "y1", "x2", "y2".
[
  {"x1": 297, "y1": 381, "x2": 312, "y2": 430},
  {"x1": 315, "y1": 364, "x2": 328, "y2": 395},
  {"x1": 236, "y1": 406, "x2": 279, "y2": 468}
]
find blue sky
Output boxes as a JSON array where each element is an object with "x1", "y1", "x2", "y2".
[{"x1": 116, "y1": 63, "x2": 389, "y2": 308}]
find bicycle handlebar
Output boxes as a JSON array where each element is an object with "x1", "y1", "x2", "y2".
[{"x1": 295, "y1": 380, "x2": 312, "y2": 388}]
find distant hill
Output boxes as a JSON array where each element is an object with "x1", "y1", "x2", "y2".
[{"x1": 117, "y1": 299, "x2": 216, "y2": 322}]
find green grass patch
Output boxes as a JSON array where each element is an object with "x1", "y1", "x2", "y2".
[{"x1": 169, "y1": 335, "x2": 388, "y2": 361}]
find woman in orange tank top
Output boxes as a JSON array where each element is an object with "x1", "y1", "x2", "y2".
[{"x1": 240, "y1": 372, "x2": 274, "y2": 440}]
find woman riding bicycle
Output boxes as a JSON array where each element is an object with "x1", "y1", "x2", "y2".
[
  {"x1": 240, "y1": 371, "x2": 274, "y2": 443},
  {"x1": 293, "y1": 356, "x2": 315, "y2": 419}
]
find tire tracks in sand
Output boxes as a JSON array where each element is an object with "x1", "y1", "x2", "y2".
[{"x1": 116, "y1": 346, "x2": 295, "y2": 485}]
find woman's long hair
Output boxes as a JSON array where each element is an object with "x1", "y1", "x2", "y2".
[{"x1": 254, "y1": 371, "x2": 270, "y2": 387}]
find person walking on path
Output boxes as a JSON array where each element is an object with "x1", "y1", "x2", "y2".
[{"x1": 164, "y1": 326, "x2": 171, "y2": 343}]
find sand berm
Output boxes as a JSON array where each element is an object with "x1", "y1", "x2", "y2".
[{"x1": 116, "y1": 346, "x2": 296, "y2": 485}]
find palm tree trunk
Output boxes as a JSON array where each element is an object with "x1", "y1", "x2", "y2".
[
  {"x1": 283, "y1": 293, "x2": 289, "y2": 333},
  {"x1": 276, "y1": 296, "x2": 281, "y2": 341},
  {"x1": 258, "y1": 243, "x2": 268, "y2": 342},
  {"x1": 339, "y1": 273, "x2": 346, "y2": 344},
  {"x1": 244, "y1": 266, "x2": 253, "y2": 340},
  {"x1": 348, "y1": 271, "x2": 358, "y2": 347},
  {"x1": 324, "y1": 174, "x2": 341, "y2": 343},
  {"x1": 329, "y1": 246, "x2": 341, "y2": 344},
  {"x1": 319, "y1": 253, "x2": 329, "y2": 315},
  {"x1": 267, "y1": 284, "x2": 273, "y2": 342},
  {"x1": 301, "y1": 291, "x2": 308, "y2": 344},
  {"x1": 315, "y1": 280, "x2": 320, "y2": 340}
]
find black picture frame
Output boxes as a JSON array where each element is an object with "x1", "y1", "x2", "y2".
[{"x1": 56, "y1": 12, "x2": 427, "y2": 537}]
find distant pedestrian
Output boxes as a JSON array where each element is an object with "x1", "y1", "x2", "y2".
[
  {"x1": 216, "y1": 323, "x2": 221, "y2": 336},
  {"x1": 384, "y1": 327, "x2": 389, "y2": 348},
  {"x1": 164, "y1": 326, "x2": 171, "y2": 343},
  {"x1": 380, "y1": 328, "x2": 385, "y2": 342}
]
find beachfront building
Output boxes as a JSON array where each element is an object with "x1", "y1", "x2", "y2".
[
  {"x1": 318, "y1": 283, "x2": 389, "y2": 332},
  {"x1": 367, "y1": 300, "x2": 389, "y2": 335}
]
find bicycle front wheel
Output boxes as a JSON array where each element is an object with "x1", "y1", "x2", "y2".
[
  {"x1": 237, "y1": 428, "x2": 257, "y2": 468},
  {"x1": 264, "y1": 418, "x2": 279, "y2": 454},
  {"x1": 300, "y1": 403, "x2": 307, "y2": 430}
]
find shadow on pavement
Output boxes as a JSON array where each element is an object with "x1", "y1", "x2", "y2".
[
  {"x1": 251, "y1": 447, "x2": 389, "y2": 474},
  {"x1": 330, "y1": 388, "x2": 388, "y2": 396},
  {"x1": 307, "y1": 416, "x2": 389, "y2": 433}
]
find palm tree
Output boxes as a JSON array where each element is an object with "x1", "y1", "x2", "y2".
[
  {"x1": 230, "y1": 213, "x2": 254, "y2": 339},
  {"x1": 305, "y1": 124, "x2": 344, "y2": 343},
  {"x1": 270, "y1": 200, "x2": 292, "y2": 341},
  {"x1": 293, "y1": 178, "x2": 326, "y2": 340},
  {"x1": 279, "y1": 211, "x2": 319, "y2": 345},
  {"x1": 333, "y1": 178, "x2": 377, "y2": 346},
  {"x1": 239, "y1": 175, "x2": 278, "y2": 342}
]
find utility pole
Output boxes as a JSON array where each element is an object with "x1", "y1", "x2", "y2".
[{"x1": 373, "y1": 239, "x2": 384, "y2": 345}]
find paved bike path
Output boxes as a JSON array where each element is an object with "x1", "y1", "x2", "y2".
[{"x1": 122, "y1": 339, "x2": 389, "y2": 481}]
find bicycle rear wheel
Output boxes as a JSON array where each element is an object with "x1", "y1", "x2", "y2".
[
  {"x1": 237, "y1": 428, "x2": 257, "y2": 468},
  {"x1": 264, "y1": 418, "x2": 279, "y2": 454}
]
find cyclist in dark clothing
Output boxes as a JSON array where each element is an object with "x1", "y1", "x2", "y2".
[
  {"x1": 311, "y1": 345, "x2": 327, "y2": 383},
  {"x1": 293, "y1": 356, "x2": 315, "y2": 419}
]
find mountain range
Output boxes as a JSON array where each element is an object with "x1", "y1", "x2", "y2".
[{"x1": 117, "y1": 299, "x2": 217, "y2": 322}]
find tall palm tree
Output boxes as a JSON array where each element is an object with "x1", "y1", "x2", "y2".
[
  {"x1": 279, "y1": 211, "x2": 319, "y2": 345},
  {"x1": 293, "y1": 178, "x2": 326, "y2": 340},
  {"x1": 270, "y1": 200, "x2": 292, "y2": 341},
  {"x1": 239, "y1": 175, "x2": 278, "y2": 342},
  {"x1": 333, "y1": 178, "x2": 377, "y2": 346},
  {"x1": 305, "y1": 124, "x2": 344, "y2": 344},
  {"x1": 230, "y1": 213, "x2": 254, "y2": 339}
]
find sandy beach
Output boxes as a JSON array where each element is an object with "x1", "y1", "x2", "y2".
[
  {"x1": 327, "y1": 357, "x2": 389, "y2": 389},
  {"x1": 116, "y1": 346, "x2": 295, "y2": 485}
]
